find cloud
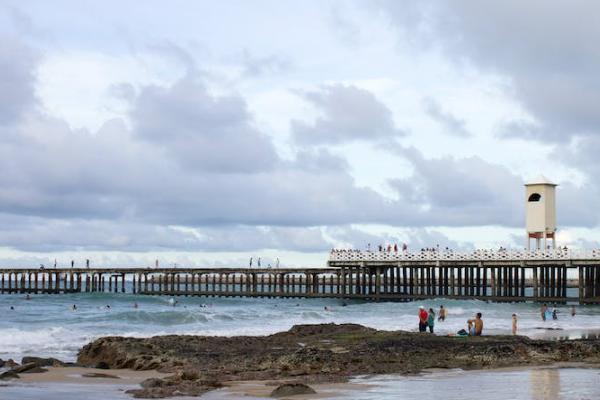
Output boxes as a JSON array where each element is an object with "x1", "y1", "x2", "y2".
[
  {"x1": 131, "y1": 74, "x2": 279, "y2": 173},
  {"x1": 0, "y1": 37, "x2": 37, "y2": 124},
  {"x1": 377, "y1": 1, "x2": 600, "y2": 143},
  {"x1": 423, "y1": 97, "x2": 470, "y2": 137},
  {"x1": 387, "y1": 144, "x2": 524, "y2": 227},
  {"x1": 292, "y1": 84, "x2": 405, "y2": 145},
  {"x1": 0, "y1": 213, "x2": 332, "y2": 253},
  {"x1": 240, "y1": 49, "x2": 292, "y2": 77}
]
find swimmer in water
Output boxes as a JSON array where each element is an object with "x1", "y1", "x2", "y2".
[
  {"x1": 25, "y1": 294, "x2": 31, "y2": 300},
  {"x1": 106, "y1": 305, "x2": 111, "y2": 310},
  {"x1": 72, "y1": 304, "x2": 77, "y2": 311},
  {"x1": 133, "y1": 302, "x2": 138, "y2": 309},
  {"x1": 10, "y1": 306, "x2": 14, "y2": 310}
]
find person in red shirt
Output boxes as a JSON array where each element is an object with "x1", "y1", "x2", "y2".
[{"x1": 418, "y1": 306, "x2": 428, "y2": 332}]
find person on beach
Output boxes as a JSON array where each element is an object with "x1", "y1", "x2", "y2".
[
  {"x1": 438, "y1": 305, "x2": 447, "y2": 321},
  {"x1": 467, "y1": 313, "x2": 483, "y2": 336},
  {"x1": 541, "y1": 304, "x2": 548, "y2": 321},
  {"x1": 427, "y1": 308, "x2": 435, "y2": 333},
  {"x1": 512, "y1": 314, "x2": 518, "y2": 335},
  {"x1": 418, "y1": 306, "x2": 428, "y2": 332}
]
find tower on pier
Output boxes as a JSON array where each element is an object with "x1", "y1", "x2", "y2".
[{"x1": 525, "y1": 176, "x2": 557, "y2": 250}]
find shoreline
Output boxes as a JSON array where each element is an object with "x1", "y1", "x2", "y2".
[
  {"x1": 8, "y1": 362, "x2": 600, "y2": 399},
  {"x1": 4, "y1": 323, "x2": 600, "y2": 398}
]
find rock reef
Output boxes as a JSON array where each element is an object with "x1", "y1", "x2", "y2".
[{"x1": 76, "y1": 323, "x2": 600, "y2": 398}]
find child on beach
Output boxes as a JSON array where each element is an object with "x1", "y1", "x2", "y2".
[{"x1": 512, "y1": 314, "x2": 517, "y2": 335}]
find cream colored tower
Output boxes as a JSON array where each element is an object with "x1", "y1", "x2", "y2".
[{"x1": 525, "y1": 176, "x2": 557, "y2": 250}]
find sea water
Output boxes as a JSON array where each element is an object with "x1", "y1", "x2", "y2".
[
  {"x1": 2, "y1": 292, "x2": 600, "y2": 399},
  {"x1": 1, "y1": 292, "x2": 600, "y2": 361}
]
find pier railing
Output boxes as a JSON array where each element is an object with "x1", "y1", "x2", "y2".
[{"x1": 328, "y1": 249, "x2": 600, "y2": 262}]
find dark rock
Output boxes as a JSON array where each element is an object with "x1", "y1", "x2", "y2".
[
  {"x1": 21, "y1": 356, "x2": 65, "y2": 367},
  {"x1": 81, "y1": 372, "x2": 119, "y2": 379},
  {"x1": 21, "y1": 367, "x2": 48, "y2": 374},
  {"x1": 0, "y1": 371, "x2": 19, "y2": 380},
  {"x1": 4, "y1": 359, "x2": 19, "y2": 368},
  {"x1": 12, "y1": 363, "x2": 38, "y2": 373},
  {"x1": 95, "y1": 361, "x2": 110, "y2": 369},
  {"x1": 0, "y1": 359, "x2": 4, "y2": 368},
  {"x1": 140, "y1": 378, "x2": 168, "y2": 388},
  {"x1": 270, "y1": 383, "x2": 317, "y2": 397}
]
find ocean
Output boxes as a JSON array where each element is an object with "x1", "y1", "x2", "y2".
[{"x1": 1, "y1": 291, "x2": 600, "y2": 399}]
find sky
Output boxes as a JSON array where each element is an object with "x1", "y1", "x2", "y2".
[{"x1": 0, "y1": 1, "x2": 599, "y2": 267}]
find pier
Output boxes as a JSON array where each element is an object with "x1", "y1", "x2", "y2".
[{"x1": 1, "y1": 250, "x2": 600, "y2": 304}]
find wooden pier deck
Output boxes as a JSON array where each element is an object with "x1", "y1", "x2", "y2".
[{"x1": 2, "y1": 250, "x2": 600, "y2": 304}]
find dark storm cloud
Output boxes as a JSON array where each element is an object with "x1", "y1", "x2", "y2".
[
  {"x1": 423, "y1": 97, "x2": 470, "y2": 137},
  {"x1": 292, "y1": 84, "x2": 406, "y2": 145}
]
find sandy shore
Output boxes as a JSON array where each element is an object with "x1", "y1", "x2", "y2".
[{"x1": 16, "y1": 366, "x2": 168, "y2": 385}]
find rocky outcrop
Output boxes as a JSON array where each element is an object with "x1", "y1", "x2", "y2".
[
  {"x1": 0, "y1": 370, "x2": 19, "y2": 380},
  {"x1": 125, "y1": 370, "x2": 222, "y2": 398},
  {"x1": 77, "y1": 323, "x2": 600, "y2": 398},
  {"x1": 270, "y1": 383, "x2": 316, "y2": 397},
  {"x1": 21, "y1": 356, "x2": 65, "y2": 367}
]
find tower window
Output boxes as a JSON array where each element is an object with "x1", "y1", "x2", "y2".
[{"x1": 528, "y1": 193, "x2": 541, "y2": 202}]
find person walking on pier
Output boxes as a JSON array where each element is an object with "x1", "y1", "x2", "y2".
[
  {"x1": 427, "y1": 308, "x2": 436, "y2": 333},
  {"x1": 86, "y1": 259, "x2": 90, "y2": 269},
  {"x1": 71, "y1": 260, "x2": 74, "y2": 268},
  {"x1": 418, "y1": 306, "x2": 428, "y2": 332},
  {"x1": 249, "y1": 257, "x2": 253, "y2": 268}
]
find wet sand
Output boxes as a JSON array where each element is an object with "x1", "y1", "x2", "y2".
[{"x1": 16, "y1": 366, "x2": 168, "y2": 384}]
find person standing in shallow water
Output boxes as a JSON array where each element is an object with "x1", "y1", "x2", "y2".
[
  {"x1": 438, "y1": 305, "x2": 447, "y2": 321},
  {"x1": 541, "y1": 304, "x2": 548, "y2": 321},
  {"x1": 427, "y1": 308, "x2": 435, "y2": 333},
  {"x1": 418, "y1": 306, "x2": 428, "y2": 332},
  {"x1": 512, "y1": 314, "x2": 518, "y2": 335}
]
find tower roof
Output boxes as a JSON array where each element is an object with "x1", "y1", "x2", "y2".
[{"x1": 525, "y1": 175, "x2": 557, "y2": 186}]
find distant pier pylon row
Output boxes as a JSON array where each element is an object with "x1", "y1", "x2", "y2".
[{"x1": 1, "y1": 248, "x2": 600, "y2": 303}]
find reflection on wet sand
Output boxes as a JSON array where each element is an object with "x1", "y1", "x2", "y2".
[{"x1": 530, "y1": 369, "x2": 559, "y2": 400}]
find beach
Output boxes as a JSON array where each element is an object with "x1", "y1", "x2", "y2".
[{"x1": 2, "y1": 292, "x2": 600, "y2": 398}]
